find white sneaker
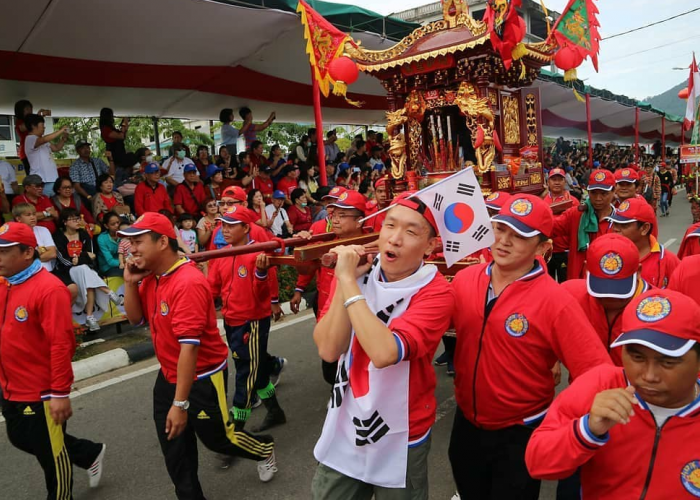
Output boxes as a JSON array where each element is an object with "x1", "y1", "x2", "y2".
[
  {"x1": 86, "y1": 316, "x2": 100, "y2": 332},
  {"x1": 257, "y1": 450, "x2": 278, "y2": 483},
  {"x1": 451, "y1": 493, "x2": 461, "y2": 500},
  {"x1": 108, "y1": 291, "x2": 123, "y2": 306},
  {"x1": 271, "y1": 357, "x2": 287, "y2": 388},
  {"x1": 88, "y1": 444, "x2": 106, "y2": 488}
]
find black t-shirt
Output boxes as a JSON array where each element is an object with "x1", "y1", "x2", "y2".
[
  {"x1": 349, "y1": 153, "x2": 369, "y2": 169},
  {"x1": 658, "y1": 171, "x2": 674, "y2": 193}
]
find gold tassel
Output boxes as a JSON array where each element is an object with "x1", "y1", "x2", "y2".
[
  {"x1": 572, "y1": 87, "x2": 586, "y2": 103},
  {"x1": 332, "y1": 80, "x2": 364, "y2": 108},
  {"x1": 519, "y1": 60, "x2": 527, "y2": 80},
  {"x1": 563, "y1": 68, "x2": 578, "y2": 82},
  {"x1": 512, "y1": 42, "x2": 528, "y2": 61}
]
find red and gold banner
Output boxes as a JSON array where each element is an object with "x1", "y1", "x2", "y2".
[{"x1": 297, "y1": 0, "x2": 354, "y2": 98}]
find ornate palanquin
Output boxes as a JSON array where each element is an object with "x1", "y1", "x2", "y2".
[{"x1": 344, "y1": 0, "x2": 555, "y2": 195}]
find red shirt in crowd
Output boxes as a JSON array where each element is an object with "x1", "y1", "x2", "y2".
[
  {"x1": 668, "y1": 254, "x2": 700, "y2": 306},
  {"x1": 452, "y1": 261, "x2": 612, "y2": 430},
  {"x1": 276, "y1": 177, "x2": 298, "y2": 198},
  {"x1": 137, "y1": 259, "x2": 228, "y2": 384},
  {"x1": 287, "y1": 205, "x2": 312, "y2": 232},
  {"x1": 544, "y1": 191, "x2": 571, "y2": 253},
  {"x1": 525, "y1": 364, "x2": 700, "y2": 500},
  {"x1": 12, "y1": 194, "x2": 57, "y2": 233},
  {"x1": 553, "y1": 206, "x2": 615, "y2": 280},
  {"x1": 252, "y1": 176, "x2": 274, "y2": 204},
  {"x1": 320, "y1": 271, "x2": 456, "y2": 441},
  {"x1": 561, "y1": 278, "x2": 652, "y2": 366},
  {"x1": 208, "y1": 247, "x2": 271, "y2": 325},
  {"x1": 678, "y1": 222, "x2": 700, "y2": 259},
  {"x1": 173, "y1": 181, "x2": 206, "y2": 217},
  {"x1": 134, "y1": 181, "x2": 173, "y2": 216},
  {"x1": 51, "y1": 196, "x2": 95, "y2": 224},
  {"x1": 15, "y1": 118, "x2": 29, "y2": 160},
  {"x1": 0, "y1": 269, "x2": 75, "y2": 401},
  {"x1": 639, "y1": 236, "x2": 680, "y2": 288}
]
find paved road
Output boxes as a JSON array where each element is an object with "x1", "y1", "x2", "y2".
[{"x1": 0, "y1": 194, "x2": 693, "y2": 500}]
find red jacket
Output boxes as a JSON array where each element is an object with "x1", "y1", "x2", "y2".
[
  {"x1": 138, "y1": 259, "x2": 228, "y2": 384},
  {"x1": 544, "y1": 192, "x2": 571, "y2": 253},
  {"x1": 134, "y1": 181, "x2": 173, "y2": 216},
  {"x1": 173, "y1": 181, "x2": 206, "y2": 217},
  {"x1": 252, "y1": 176, "x2": 274, "y2": 204},
  {"x1": 452, "y1": 261, "x2": 612, "y2": 430},
  {"x1": 526, "y1": 364, "x2": 700, "y2": 500},
  {"x1": 553, "y1": 206, "x2": 614, "y2": 280},
  {"x1": 678, "y1": 223, "x2": 700, "y2": 259},
  {"x1": 0, "y1": 269, "x2": 75, "y2": 402},
  {"x1": 561, "y1": 278, "x2": 652, "y2": 366},
  {"x1": 668, "y1": 254, "x2": 700, "y2": 307},
  {"x1": 208, "y1": 246, "x2": 271, "y2": 325},
  {"x1": 639, "y1": 236, "x2": 680, "y2": 288}
]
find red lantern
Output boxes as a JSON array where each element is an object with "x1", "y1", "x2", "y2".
[
  {"x1": 554, "y1": 45, "x2": 584, "y2": 81},
  {"x1": 679, "y1": 87, "x2": 690, "y2": 100},
  {"x1": 328, "y1": 56, "x2": 359, "y2": 86}
]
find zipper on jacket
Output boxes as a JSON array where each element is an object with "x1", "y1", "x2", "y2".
[
  {"x1": 471, "y1": 287, "x2": 499, "y2": 425},
  {"x1": 606, "y1": 311, "x2": 623, "y2": 353},
  {"x1": 0, "y1": 286, "x2": 12, "y2": 397},
  {"x1": 639, "y1": 416, "x2": 668, "y2": 500},
  {"x1": 151, "y1": 279, "x2": 160, "y2": 361}
]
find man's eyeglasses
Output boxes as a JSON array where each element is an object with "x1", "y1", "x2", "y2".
[{"x1": 217, "y1": 200, "x2": 241, "y2": 207}]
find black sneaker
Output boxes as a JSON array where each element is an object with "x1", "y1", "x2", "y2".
[{"x1": 434, "y1": 351, "x2": 449, "y2": 366}]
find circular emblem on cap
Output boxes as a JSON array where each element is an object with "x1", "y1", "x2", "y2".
[
  {"x1": 338, "y1": 192, "x2": 349, "y2": 202},
  {"x1": 594, "y1": 171, "x2": 606, "y2": 182},
  {"x1": 618, "y1": 200, "x2": 630, "y2": 212},
  {"x1": 135, "y1": 215, "x2": 145, "y2": 224},
  {"x1": 681, "y1": 460, "x2": 700, "y2": 497},
  {"x1": 600, "y1": 252, "x2": 623, "y2": 276},
  {"x1": 636, "y1": 296, "x2": 671, "y2": 323},
  {"x1": 486, "y1": 192, "x2": 501, "y2": 202},
  {"x1": 0, "y1": 224, "x2": 8, "y2": 236},
  {"x1": 330, "y1": 187, "x2": 341, "y2": 195},
  {"x1": 505, "y1": 313, "x2": 529, "y2": 337},
  {"x1": 225, "y1": 206, "x2": 238, "y2": 215},
  {"x1": 160, "y1": 301, "x2": 169, "y2": 316},
  {"x1": 621, "y1": 169, "x2": 631, "y2": 177},
  {"x1": 14, "y1": 306, "x2": 28, "y2": 322},
  {"x1": 238, "y1": 265, "x2": 248, "y2": 278},
  {"x1": 510, "y1": 199, "x2": 533, "y2": 217}
]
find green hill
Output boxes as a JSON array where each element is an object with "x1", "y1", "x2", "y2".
[{"x1": 644, "y1": 81, "x2": 688, "y2": 117}]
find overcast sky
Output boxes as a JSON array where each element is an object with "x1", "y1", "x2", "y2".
[{"x1": 325, "y1": 0, "x2": 700, "y2": 100}]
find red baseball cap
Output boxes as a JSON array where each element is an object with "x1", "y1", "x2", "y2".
[
  {"x1": 0, "y1": 222, "x2": 37, "y2": 248},
  {"x1": 609, "y1": 197, "x2": 657, "y2": 227},
  {"x1": 588, "y1": 169, "x2": 615, "y2": 191},
  {"x1": 627, "y1": 163, "x2": 640, "y2": 172},
  {"x1": 221, "y1": 186, "x2": 247, "y2": 202},
  {"x1": 586, "y1": 234, "x2": 640, "y2": 299},
  {"x1": 117, "y1": 212, "x2": 177, "y2": 240},
  {"x1": 612, "y1": 289, "x2": 700, "y2": 357},
  {"x1": 329, "y1": 190, "x2": 367, "y2": 215},
  {"x1": 484, "y1": 191, "x2": 512, "y2": 212},
  {"x1": 548, "y1": 168, "x2": 566, "y2": 179},
  {"x1": 390, "y1": 192, "x2": 439, "y2": 235},
  {"x1": 492, "y1": 194, "x2": 554, "y2": 238},
  {"x1": 323, "y1": 186, "x2": 347, "y2": 200},
  {"x1": 374, "y1": 177, "x2": 389, "y2": 190},
  {"x1": 614, "y1": 168, "x2": 639, "y2": 184},
  {"x1": 215, "y1": 206, "x2": 259, "y2": 225}
]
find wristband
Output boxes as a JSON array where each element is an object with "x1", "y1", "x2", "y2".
[{"x1": 343, "y1": 294, "x2": 366, "y2": 309}]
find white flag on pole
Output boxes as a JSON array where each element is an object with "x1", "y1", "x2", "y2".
[{"x1": 414, "y1": 167, "x2": 495, "y2": 267}]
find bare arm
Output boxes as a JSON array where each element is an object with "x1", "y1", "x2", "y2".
[{"x1": 34, "y1": 126, "x2": 68, "y2": 148}]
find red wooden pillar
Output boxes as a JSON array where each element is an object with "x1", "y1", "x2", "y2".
[
  {"x1": 311, "y1": 67, "x2": 328, "y2": 187},
  {"x1": 586, "y1": 93, "x2": 593, "y2": 169}
]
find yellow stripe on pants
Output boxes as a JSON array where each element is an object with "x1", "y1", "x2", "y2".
[
  {"x1": 43, "y1": 401, "x2": 72, "y2": 500},
  {"x1": 245, "y1": 321, "x2": 260, "y2": 408},
  {"x1": 211, "y1": 371, "x2": 273, "y2": 459}
]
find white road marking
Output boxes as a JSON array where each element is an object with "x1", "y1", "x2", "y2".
[
  {"x1": 0, "y1": 314, "x2": 316, "y2": 424},
  {"x1": 664, "y1": 238, "x2": 677, "y2": 248},
  {"x1": 435, "y1": 396, "x2": 456, "y2": 423}
]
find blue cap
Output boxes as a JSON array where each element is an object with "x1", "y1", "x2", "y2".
[
  {"x1": 593, "y1": 161, "x2": 600, "y2": 168},
  {"x1": 338, "y1": 162, "x2": 351, "y2": 172},
  {"x1": 184, "y1": 164, "x2": 198, "y2": 174},
  {"x1": 205, "y1": 164, "x2": 223, "y2": 179},
  {"x1": 144, "y1": 162, "x2": 160, "y2": 174},
  {"x1": 272, "y1": 190, "x2": 286, "y2": 199}
]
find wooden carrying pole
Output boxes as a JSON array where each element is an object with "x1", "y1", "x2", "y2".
[{"x1": 189, "y1": 233, "x2": 336, "y2": 263}]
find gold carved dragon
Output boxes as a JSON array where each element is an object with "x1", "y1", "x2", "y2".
[{"x1": 455, "y1": 82, "x2": 496, "y2": 174}]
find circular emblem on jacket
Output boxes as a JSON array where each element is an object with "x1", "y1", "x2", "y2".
[
  {"x1": 0, "y1": 224, "x2": 9, "y2": 236},
  {"x1": 238, "y1": 265, "x2": 248, "y2": 278},
  {"x1": 505, "y1": 313, "x2": 529, "y2": 337},
  {"x1": 599, "y1": 252, "x2": 623, "y2": 276},
  {"x1": 681, "y1": 460, "x2": 700, "y2": 497},
  {"x1": 510, "y1": 199, "x2": 533, "y2": 217},
  {"x1": 14, "y1": 306, "x2": 28, "y2": 322},
  {"x1": 636, "y1": 296, "x2": 671, "y2": 323},
  {"x1": 617, "y1": 200, "x2": 630, "y2": 212},
  {"x1": 160, "y1": 301, "x2": 169, "y2": 316}
]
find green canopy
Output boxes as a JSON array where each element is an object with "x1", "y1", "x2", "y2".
[{"x1": 216, "y1": 0, "x2": 419, "y2": 41}]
